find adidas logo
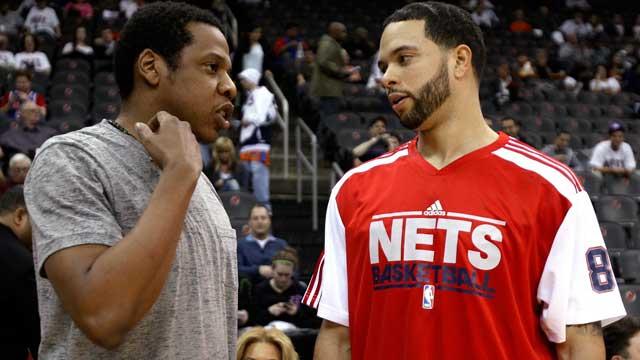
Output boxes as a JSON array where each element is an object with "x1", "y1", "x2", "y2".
[{"x1": 424, "y1": 200, "x2": 446, "y2": 216}]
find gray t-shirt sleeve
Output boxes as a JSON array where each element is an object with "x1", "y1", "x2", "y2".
[{"x1": 25, "y1": 143, "x2": 123, "y2": 278}]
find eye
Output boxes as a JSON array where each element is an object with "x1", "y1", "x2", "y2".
[
  {"x1": 399, "y1": 55, "x2": 411, "y2": 65},
  {"x1": 207, "y1": 63, "x2": 219, "y2": 73}
]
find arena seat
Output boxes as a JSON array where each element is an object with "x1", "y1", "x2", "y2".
[{"x1": 595, "y1": 195, "x2": 638, "y2": 226}]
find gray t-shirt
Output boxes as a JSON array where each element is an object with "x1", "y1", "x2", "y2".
[{"x1": 24, "y1": 120, "x2": 238, "y2": 359}]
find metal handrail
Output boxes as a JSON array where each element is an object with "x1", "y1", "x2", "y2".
[
  {"x1": 296, "y1": 117, "x2": 318, "y2": 231},
  {"x1": 264, "y1": 71, "x2": 289, "y2": 178},
  {"x1": 330, "y1": 161, "x2": 345, "y2": 191}
]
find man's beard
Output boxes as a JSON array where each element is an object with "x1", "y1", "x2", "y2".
[{"x1": 397, "y1": 59, "x2": 451, "y2": 130}]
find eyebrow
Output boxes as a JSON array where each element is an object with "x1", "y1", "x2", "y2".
[
  {"x1": 378, "y1": 45, "x2": 418, "y2": 69},
  {"x1": 204, "y1": 52, "x2": 232, "y2": 69}
]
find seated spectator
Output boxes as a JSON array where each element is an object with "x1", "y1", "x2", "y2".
[
  {"x1": 541, "y1": 130, "x2": 582, "y2": 169},
  {"x1": 590, "y1": 64, "x2": 621, "y2": 95},
  {"x1": 604, "y1": 316, "x2": 640, "y2": 360},
  {"x1": 236, "y1": 327, "x2": 299, "y2": 360},
  {"x1": 590, "y1": 121, "x2": 636, "y2": 177},
  {"x1": 24, "y1": 0, "x2": 60, "y2": 39},
  {"x1": 531, "y1": 6, "x2": 556, "y2": 37},
  {"x1": 205, "y1": 136, "x2": 248, "y2": 192},
  {"x1": 0, "y1": 186, "x2": 40, "y2": 359},
  {"x1": 471, "y1": 1, "x2": 499, "y2": 29},
  {"x1": 352, "y1": 116, "x2": 391, "y2": 166},
  {"x1": 510, "y1": 9, "x2": 532, "y2": 33},
  {"x1": 0, "y1": 3, "x2": 23, "y2": 37},
  {"x1": 501, "y1": 117, "x2": 534, "y2": 146},
  {"x1": 0, "y1": 101, "x2": 55, "y2": 159},
  {"x1": 0, "y1": 70, "x2": 46, "y2": 119},
  {"x1": 366, "y1": 51, "x2": 384, "y2": 93},
  {"x1": 565, "y1": 0, "x2": 590, "y2": 10},
  {"x1": 559, "y1": 12, "x2": 591, "y2": 40},
  {"x1": 238, "y1": 68, "x2": 277, "y2": 210},
  {"x1": 61, "y1": 25, "x2": 94, "y2": 59},
  {"x1": 238, "y1": 204, "x2": 288, "y2": 283},
  {"x1": 0, "y1": 33, "x2": 16, "y2": 70},
  {"x1": 251, "y1": 248, "x2": 310, "y2": 329},
  {"x1": 607, "y1": 14, "x2": 626, "y2": 39},
  {"x1": 14, "y1": 33, "x2": 51, "y2": 76},
  {"x1": 0, "y1": 154, "x2": 31, "y2": 195},
  {"x1": 93, "y1": 27, "x2": 116, "y2": 60},
  {"x1": 64, "y1": 0, "x2": 94, "y2": 21},
  {"x1": 533, "y1": 49, "x2": 567, "y2": 81},
  {"x1": 492, "y1": 62, "x2": 519, "y2": 108},
  {"x1": 516, "y1": 54, "x2": 536, "y2": 80},
  {"x1": 589, "y1": 14, "x2": 605, "y2": 38}
]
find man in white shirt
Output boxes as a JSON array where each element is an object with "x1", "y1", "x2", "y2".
[
  {"x1": 590, "y1": 121, "x2": 636, "y2": 177},
  {"x1": 24, "y1": 0, "x2": 61, "y2": 38}
]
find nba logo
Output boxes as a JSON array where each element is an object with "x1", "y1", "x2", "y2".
[{"x1": 422, "y1": 284, "x2": 435, "y2": 310}]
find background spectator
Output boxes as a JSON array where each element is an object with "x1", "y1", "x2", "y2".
[
  {"x1": 510, "y1": 9, "x2": 532, "y2": 33},
  {"x1": 238, "y1": 68, "x2": 277, "y2": 210},
  {"x1": 119, "y1": 0, "x2": 144, "y2": 19},
  {"x1": 251, "y1": 248, "x2": 311, "y2": 328},
  {"x1": 344, "y1": 26, "x2": 376, "y2": 61},
  {"x1": 14, "y1": 33, "x2": 51, "y2": 76},
  {"x1": 205, "y1": 136, "x2": 248, "y2": 192},
  {"x1": 237, "y1": 204, "x2": 289, "y2": 283},
  {"x1": 0, "y1": 100, "x2": 56, "y2": 159},
  {"x1": 0, "y1": 186, "x2": 40, "y2": 360},
  {"x1": 0, "y1": 70, "x2": 47, "y2": 119},
  {"x1": 471, "y1": 1, "x2": 499, "y2": 29},
  {"x1": 590, "y1": 64, "x2": 621, "y2": 94},
  {"x1": 501, "y1": 117, "x2": 533, "y2": 145},
  {"x1": 24, "y1": 0, "x2": 61, "y2": 39},
  {"x1": 541, "y1": 130, "x2": 582, "y2": 169},
  {"x1": 273, "y1": 23, "x2": 308, "y2": 70},
  {"x1": 589, "y1": 121, "x2": 636, "y2": 177},
  {"x1": 61, "y1": 25, "x2": 94, "y2": 59},
  {"x1": 236, "y1": 327, "x2": 299, "y2": 360},
  {"x1": 0, "y1": 154, "x2": 31, "y2": 195},
  {"x1": 352, "y1": 115, "x2": 390, "y2": 166},
  {"x1": 93, "y1": 27, "x2": 116, "y2": 60},
  {"x1": 311, "y1": 22, "x2": 360, "y2": 115},
  {"x1": 0, "y1": 3, "x2": 24, "y2": 37},
  {"x1": 0, "y1": 33, "x2": 16, "y2": 71},
  {"x1": 492, "y1": 62, "x2": 520, "y2": 108},
  {"x1": 239, "y1": 26, "x2": 265, "y2": 74},
  {"x1": 64, "y1": 0, "x2": 94, "y2": 21}
]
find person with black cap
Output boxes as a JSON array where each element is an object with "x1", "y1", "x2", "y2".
[
  {"x1": 590, "y1": 121, "x2": 636, "y2": 177},
  {"x1": 352, "y1": 115, "x2": 392, "y2": 166}
]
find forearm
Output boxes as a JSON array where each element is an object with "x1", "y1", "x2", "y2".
[
  {"x1": 71, "y1": 166, "x2": 199, "y2": 344},
  {"x1": 314, "y1": 320, "x2": 351, "y2": 360},
  {"x1": 556, "y1": 322, "x2": 605, "y2": 360},
  {"x1": 352, "y1": 138, "x2": 377, "y2": 157}
]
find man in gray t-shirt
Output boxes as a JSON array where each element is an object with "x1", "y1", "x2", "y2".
[{"x1": 23, "y1": 3, "x2": 238, "y2": 359}]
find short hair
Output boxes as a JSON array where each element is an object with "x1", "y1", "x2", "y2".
[
  {"x1": 604, "y1": 316, "x2": 640, "y2": 359},
  {"x1": 557, "y1": 129, "x2": 571, "y2": 137},
  {"x1": 0, "y1": 186, "x2": 25, "y2": 216},
  {"x1": 236, "y1": 327, "x2": 299, "y2": 360},
  {"x1": 9, "y1": 153, "x2": 31, "y2": 168},
  {"x1": 249, "y1": 204, "x2": 270, "y2": 218},
  {"x1": 14, "y1": 69, "x2": 33, "y2": 81},
  {"x1": 383, "y1": 2, "x2": 486, "y2": 82},
  {"x1": 272, "y1": 246, "x2": 299, "y2": 270},
  {"x1": 500, "y1": 116, "x2": 519, "y2": 126},
  {"x1": 369, "y1": 115, "x2": 387, "y2": 128},
  {"x1": 114, "y1": 1, "x2": 223, "y2": 99}
]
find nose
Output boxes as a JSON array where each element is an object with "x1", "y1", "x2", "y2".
[
  {"x1": 380, "y1": 67, "x2": 398, "y2": 91},
  {"x1": 218, "y1": 72, "x2": 237, "y2": 101}
]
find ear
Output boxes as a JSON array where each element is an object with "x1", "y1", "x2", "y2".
[
  {"x1": 452, "y1": 44, "x2": 473, "y2": 80},
  {"x1": 13, "y1": 207, "x2": 27, "y2": 227},
  {"x1": 612, "y1": 355, "x2": 623, "y2": 360},
  {"x1": 136, "y1": 49, "x2": 165, "y2": 88}
]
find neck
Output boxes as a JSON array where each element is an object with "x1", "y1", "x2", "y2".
[
  {"x1": 269, "y1": 278, "x2": 287, "y2": 293},
  {"x1": 416, "y1": 93, "x2": 498, "y2": 170},
  {"x1": 252, "y1": 232, "x2": 269, "y2": 240},
  {"x1": 115, "y1": 97, "x2": 158, "y2": 141},
  {"x1": 0, "y1": 217, "x2": 15, "y2": 234}
]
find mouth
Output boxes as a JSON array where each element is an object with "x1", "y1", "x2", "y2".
[
  {"x1": 214, "y1": 102, "x2": 234, "y2": 128},
  {"x1": 388, "y1": 92, "x2": 410, "y2": 112}
]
